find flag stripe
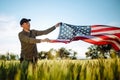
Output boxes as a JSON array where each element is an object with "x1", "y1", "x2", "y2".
[
  {"x1": 91, "y1": 25, "x2": 120, "y2": 35},
  {"x1": 91, "y1": 26, "x2": 109, "y2": 30},
  {"x1": 91, "y1": 27, "x2": 120, "y2": 33},
  {"x1": 74, "y1": 35, "x2": 120, "y2": 46},
  {"x1": 103, "y1": 34, "x2": 120, "y2": 42},
  {"x1": 91, "y1": 30, "x2": 120, "y2": 35},
  {"x1": 72, "y1": 36, "x2": 120, "y2": 51},
  {"x1": 98, "y1": 35, "x2": 120, "y2": 45}
]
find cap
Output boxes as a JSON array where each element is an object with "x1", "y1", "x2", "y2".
[{"x1": 20, "y1": 18, "x2": 31, "y2": 25}]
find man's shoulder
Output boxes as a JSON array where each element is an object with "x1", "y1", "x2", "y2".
[
  {"x1": 30, "y1": 29, "x2": 39, "y2": 34},
  {"x1": 18, "y1": 29, "x2": 37, "y2": 35},
  {"x1": 18, "y1": 31, "x2": 23, "y2": 34},
  {"x1": 31, "y1": 29, "x2": 37, "y2": 32},
  {"x1": 18, "y1": 30, "x2": 25, "y2": 37}
]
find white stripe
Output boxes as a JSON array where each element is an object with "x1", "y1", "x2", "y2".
[
  {"x1": 79, "y1": 35, "x2": 103, "y2": 41},
  {"x1": 76, "y1": 35, "x2": 103, "y2": 41},
  {"x1": 88, "y1": 35, "x2": 120, "y2": 42},
  {"x1": 91, "y1": 30, "x2": 120, "y2": 35},
  {"x1": 91, "y1": 26, "x2": 109, "y2": 30},
  {"x1": 85, "y1": 36, "x2": 120, "y2": 49},
  {"x1": 103, "y1": 40, "x2": 120, "y2": 49},
  {"x1": 105, "y1": 35, "x2": 120, "y2": 42},
  {"x1": 90, "y1": 36, "x2": 103, "y2": 41},
  {"x1": 88, "y1": 36, "x2": 120, "y2": 49},
  {"x1": 56, "y1": 39, "x2": 70, "y2": 41}
]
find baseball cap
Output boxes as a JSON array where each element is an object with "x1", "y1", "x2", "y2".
[{"x1": 20, "y1": 18, "x2": 31, "y2": 25}]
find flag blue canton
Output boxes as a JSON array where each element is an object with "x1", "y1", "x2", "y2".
[{"x1": 58, "y1": 23, "x2": 91, "y2": 39}]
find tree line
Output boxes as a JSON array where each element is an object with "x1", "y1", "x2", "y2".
[
  {"x1": 38, "y1": 47, "x2": 77, "y2": 60},
  {"x1": 0, "y1": 47, "x2": 77, "y2": 60},
  {"x1": 85, "y1": 44, "x2": 120, "y2": 59},
  {"x1": 0, "y1": 45, "x2": 119, "y2": 60},
  {"x1": 0, "y1": 52, "x2": 19, "y2": 60}
]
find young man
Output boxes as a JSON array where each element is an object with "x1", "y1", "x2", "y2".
[{"x1": 18, "y1": 18, "x2": 60, "y2": 63}]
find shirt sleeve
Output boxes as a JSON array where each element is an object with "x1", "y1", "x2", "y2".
[
  {"x1": 19, "y1": 33, "x2": 41, "y2": 44},
  {"x1": 34, "y1": 26, "x2": 56, "y2": 36}
]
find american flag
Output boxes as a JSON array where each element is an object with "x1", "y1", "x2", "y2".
[{"x1": 51, "y1": 23, "x2": 120, "y2": 51}]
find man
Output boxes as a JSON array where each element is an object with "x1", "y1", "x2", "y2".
[{"x1": 18, "y1": 18, "x2": 60, "y2": 63}]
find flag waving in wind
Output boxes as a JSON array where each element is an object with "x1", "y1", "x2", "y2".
[{"x1": 51, "y1": 23, "x2": 120, "y2": 51}]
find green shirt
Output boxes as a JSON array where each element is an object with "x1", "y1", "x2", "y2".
[{"x1": 18, "y1": 26, "x2": 56, "y2": 60}]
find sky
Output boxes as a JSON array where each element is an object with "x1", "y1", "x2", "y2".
[{"x1": 0, "y1": 0, "x2": 120, "y2": 59}]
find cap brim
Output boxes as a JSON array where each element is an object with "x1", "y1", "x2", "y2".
[{"x1": 27, "y1": 19, "x2": 31, "y2": 21}]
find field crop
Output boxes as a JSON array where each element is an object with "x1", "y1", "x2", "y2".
[{"x1": 0, "y1": 59, "x2": 120, "y2": 80}]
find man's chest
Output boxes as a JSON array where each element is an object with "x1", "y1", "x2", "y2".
[{"x1": 24, "y1": 31, "x2": 36, "y2": 38}]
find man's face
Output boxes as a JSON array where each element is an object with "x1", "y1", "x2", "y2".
[{"x1": 22, "y1": 22, "x2": 30, "y2": 30}]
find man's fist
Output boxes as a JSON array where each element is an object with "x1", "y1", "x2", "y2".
[
  {"x1": 41, "y1": 38, "x2": 50, "y2": 42},
  {"x1": 44, "y1": 38, "x2": 50, "y2": 42},
  {"x1": 54, "y1": 22, "x2": 62, "y2": 28}
]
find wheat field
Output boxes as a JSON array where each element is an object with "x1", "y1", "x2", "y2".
[{"x1": 0, "y1": 59, "x2": 120, "y2": 80}]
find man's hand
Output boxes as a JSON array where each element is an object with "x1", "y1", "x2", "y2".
[
  {"x1": 41, "y1": 38, "x2": 50, "y2": 42},
  {"x1": 44, "y1": 38, "x2": 50, "y2": 42},
  {"x1": 54, "y1": 22, "x2": 62, "y2": 28}
]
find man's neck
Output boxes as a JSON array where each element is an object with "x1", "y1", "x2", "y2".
[{"x1": 23, "y1": 29, "x2": 30, "y2": 32}]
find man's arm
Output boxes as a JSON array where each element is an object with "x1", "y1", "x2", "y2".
[
  {"x1": 35, "y1": 26, "x2": 56, "y2": 36},
  {"x1": 35, "y1": 22, "x2": 61, "y2": 36},
  {"x1": 19, "y1": 33, "x2": 50, "y2": 44}
]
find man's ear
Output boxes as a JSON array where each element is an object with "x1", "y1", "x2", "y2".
[
  {"x1": 21, "y1": 24, "x2": 23, "y2": 28},
  {"x1": 21, "y1": 23, "x2": 25, "y2": 27}
]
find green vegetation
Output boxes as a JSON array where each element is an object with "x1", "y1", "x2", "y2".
[
  {"x1": 0, "y1": 59, "x2": 120, "y2": 80},
  {"x1": 0, "y1": 52, "x2": 19, "y2": 60},
  {"x1": 85, "y1": 45, "x2": 119, "y2": 59},
  {"x1": 0, "y1": 47, "x2": 77, "y2": 60},
  {"x1": 0, "y1": 46, "x2": 120, "y2": 80},
  {"x1": 38, "y1": 47, "x2": 77, "y2": 60}
]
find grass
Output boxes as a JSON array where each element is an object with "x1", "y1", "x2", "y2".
[{"x1": 0, "y1": 59, "x2": 120, "y2": 80}]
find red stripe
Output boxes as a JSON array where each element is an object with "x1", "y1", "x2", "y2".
[
  {"x1": 71, "y1": 35, "x2": 120, "y2": 51},
  {"x1": 97, "y1": 35, "x2": 120, "y2": 44},
  {"x1": 114, "y1": 33, "x2": 120, "y2": 38},
  {"x1": 91, "y1": 25, "x2": 119, "y2": 28},
  {"x1": 72, "y1": 36, "x2": 108, "y2": 45},
  {"x1": 91, "y1": 27, "x2": 120, "y2": 33}
]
